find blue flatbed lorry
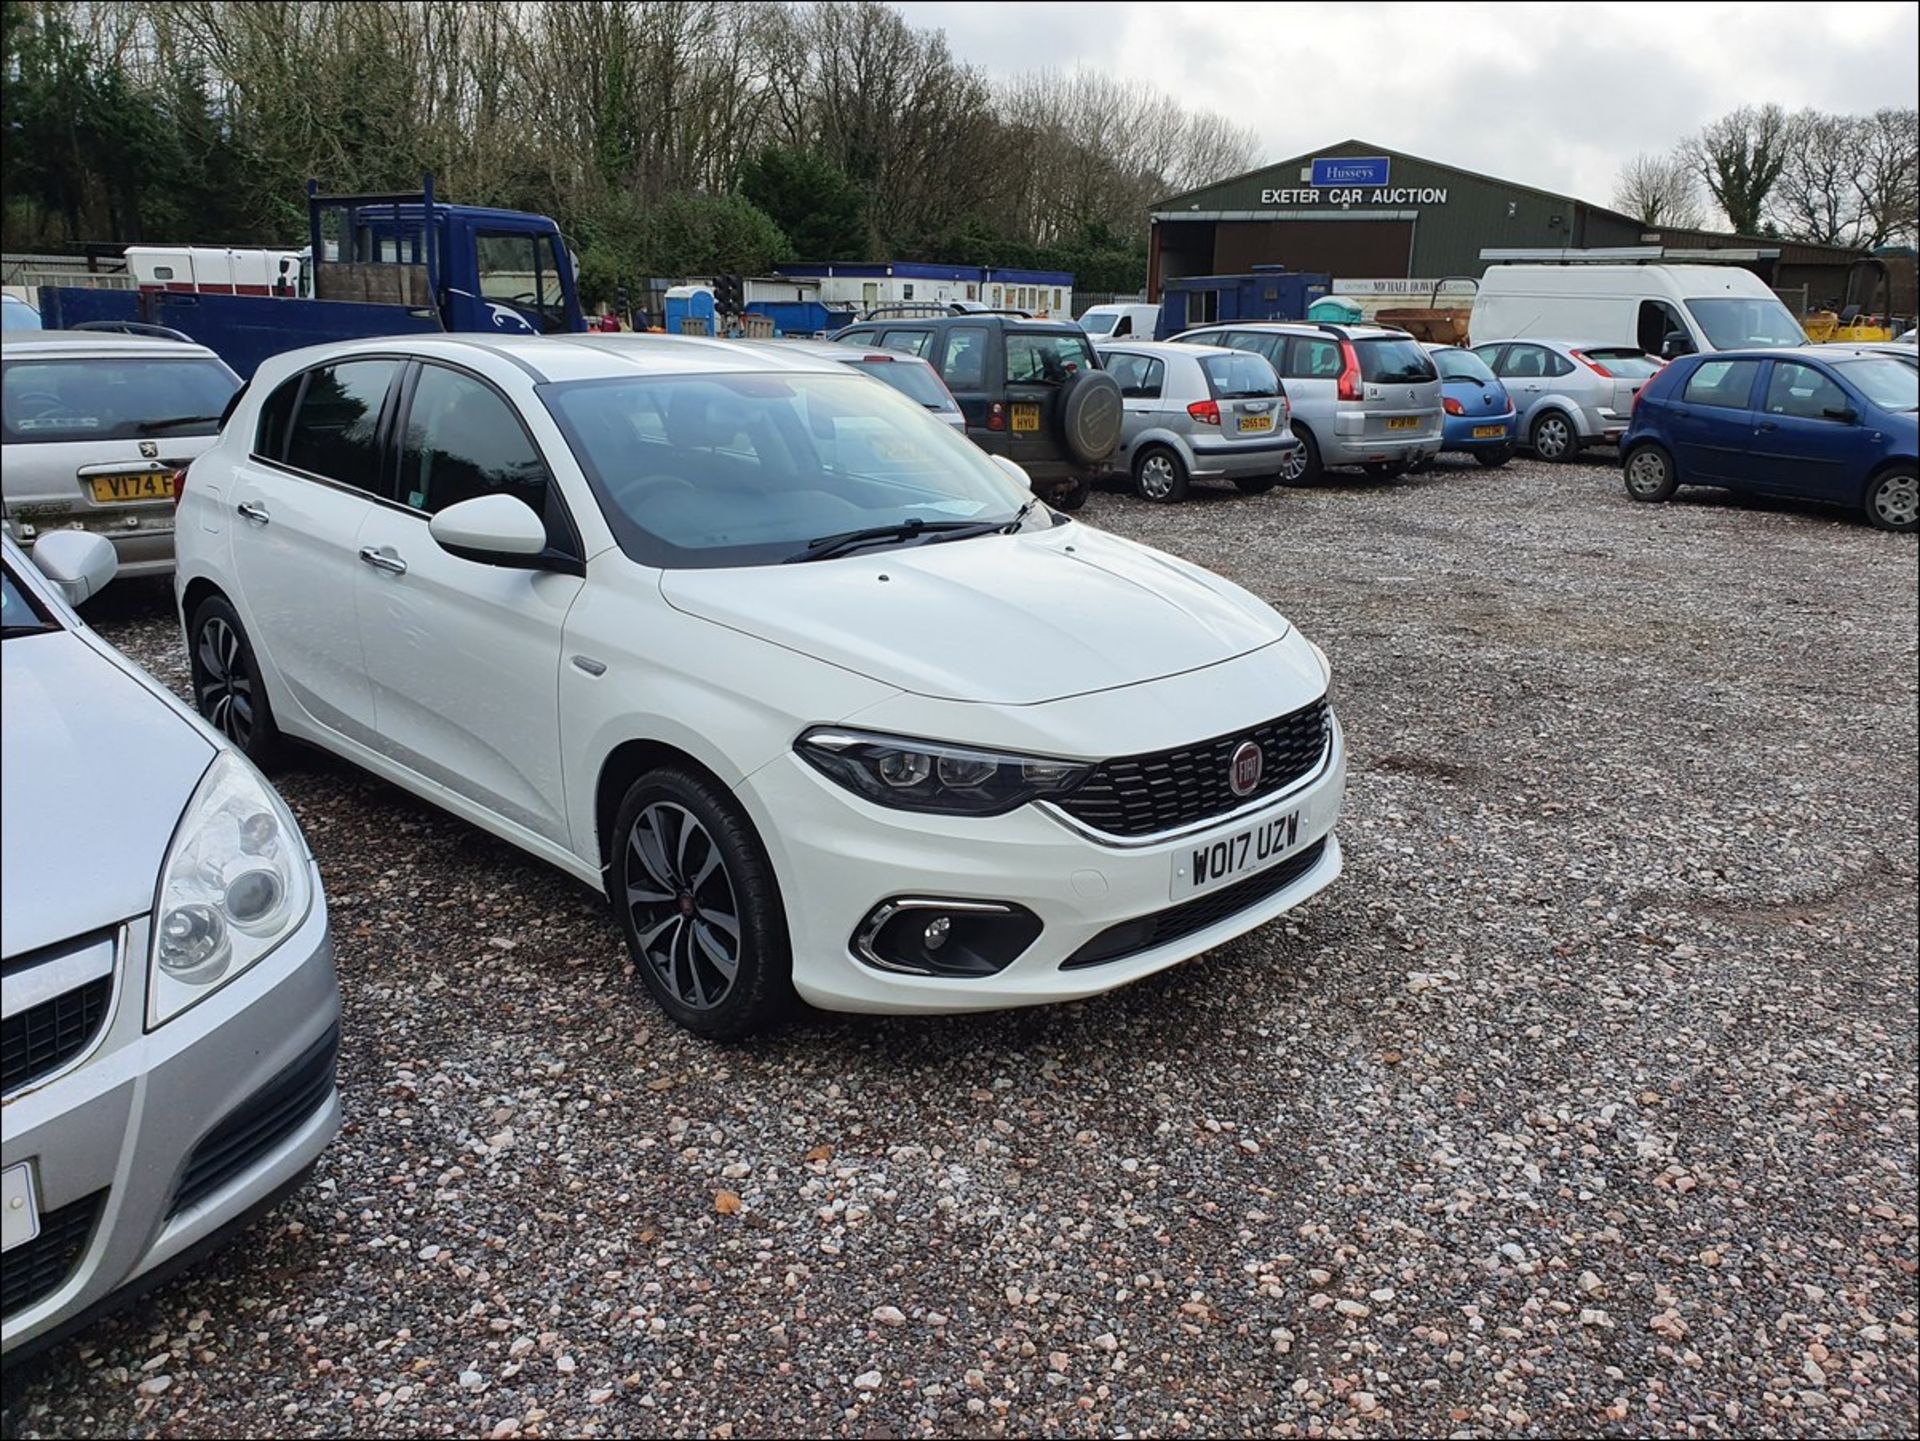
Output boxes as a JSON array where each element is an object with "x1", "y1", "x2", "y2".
[{"x1": 38, "y1": 178, "x2": 587, "y2": 377}]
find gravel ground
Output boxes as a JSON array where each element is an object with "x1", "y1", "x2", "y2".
[{"x1": 4, "y1": 453, "x2": 1916, "y2": 1439}]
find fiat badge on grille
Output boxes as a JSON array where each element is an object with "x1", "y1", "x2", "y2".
[{"x1": 1229, "y1": 740, "x2": 1263, "y2": 797}]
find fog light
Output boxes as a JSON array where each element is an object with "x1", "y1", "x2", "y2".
[{"x1": 853, "y1": 899, "x2": 1043, "y2": 977}]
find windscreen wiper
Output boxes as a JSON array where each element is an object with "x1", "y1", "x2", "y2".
[{"x1": 783, "y1": 518, "x2": 984, "y2": 564}]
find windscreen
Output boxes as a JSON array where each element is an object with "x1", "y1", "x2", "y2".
[
  {"x1": 849, "y1": 359, "x2": 954, "y2": 410},
  {"x1": 1355, "y1": 338, "x2": 1438, "y2": 383},
  {"x1": 1835, "y1": 357, "x2": 1918, "y2": 411},
  {"x1": 1431, "y1": 348, "x2": 1496, "y2": 383},
  {"x1": 2, "y1": 356, "x2": 239, "y2": 444},
  {"x1": 543, "y1": 370, "x2": 1029, "y2": 568},
  {"x1": 1684, "y1": 297, "x2": 1805, "y2": 349},
  {"x1": 1200, "y1": 351, "x2": 1280, "y2": 398},
  {"x1": 1079, "y1": 311, "x2": 1119, "y2": 335}
]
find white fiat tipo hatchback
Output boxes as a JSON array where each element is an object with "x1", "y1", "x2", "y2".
[{"x1": 174, "y1": 334, "x2": 1345, "y2": 1036}]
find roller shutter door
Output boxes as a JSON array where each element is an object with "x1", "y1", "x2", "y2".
[{"x1": 1214, "y1": 220, "x2": 1415, "y2": 278}]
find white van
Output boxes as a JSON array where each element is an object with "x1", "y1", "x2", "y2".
[
  {"x1": 1470, "y1": 264, "x2": 1806, "y2": 357},
  {"x1": 1077, "y1": 302, "x2": 1160, "y2": 340}
]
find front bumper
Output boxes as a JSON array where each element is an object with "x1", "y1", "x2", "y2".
[
  {"x1": 0, "y1": 868, "x2": 341, "y2": 1357},
  {"x1": 743, "y1": 718, "x2": 1346, "y2": 1014}
]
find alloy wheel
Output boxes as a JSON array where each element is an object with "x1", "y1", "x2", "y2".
[
  {"x1": 1534, "y1": 415, "x2": 1571, "y2": 460},
  {"x1": 1280, "y1": 446, "x2": 1308, "y2": 482},
  {"x1": 623, "y1": 802, "x2": 740, "y2": 1011},
  {"x1": 1138, "y1": 453, "x2": 1176, "y2": 500},
  {"x1": 195, "y1": 616, "x2": 254, "y2": 747},
  {"x1": 1871, "y1": 474, "x2": 1918, "y2": 529}
]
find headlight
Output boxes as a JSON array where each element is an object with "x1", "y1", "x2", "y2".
[
  {"x1": 796, "y1": 728, "x2": 1092, "y2": 816},
  {"x1": 149, "y1": 751, "x2": 313, "y2": 1026},
  {"x1": 1305, "y1": 638, "x2": 1332, "y2": 686}
]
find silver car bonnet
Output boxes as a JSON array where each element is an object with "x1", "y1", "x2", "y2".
[{"x1": 1, "y1": 630, "x2": 214, "y2": 958}]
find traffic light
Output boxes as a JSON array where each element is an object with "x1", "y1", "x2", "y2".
[{"x1": 716, "y1": 273, "x2": 744, "y2": 316}]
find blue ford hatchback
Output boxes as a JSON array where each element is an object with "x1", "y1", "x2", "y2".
[{"x1": 1620, "y1": 347, "x2": 1918, "y2": 532}]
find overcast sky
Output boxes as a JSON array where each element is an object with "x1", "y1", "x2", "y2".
[{"x1": 892, "y1": 1, "x2": 1919, "y2": 213}]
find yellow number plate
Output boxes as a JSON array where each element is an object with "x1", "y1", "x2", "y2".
[
  {"x1": 1011, "y1": 404, "x2": 1041, "y2": 433},
  {"x1": 1386, "y1": 417, "x2": 1419, "y2": 431},
  {"x1": 1471, "y1": 425, "x2": 1506, "y2": 439},
  {"x1": 1237, "y1": 414, "x2": 1274, "y2": 433},
  {"x1": 88, "y1": 472, "x2": 173, "y2": 503}
]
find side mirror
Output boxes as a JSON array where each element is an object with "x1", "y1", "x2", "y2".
[
  {"x1": 429, "y1": 494, "x2": 549, "y2": 566},
  {"x1": 1822, "y1": 405, "x2": 1858, "y2": 424},
  {"x1": 1661, "y1": 331, "x2": 1695, "y2": 360},
  {"x1": 989, "y1": 455, "x2": 1032, "y2": 490},
  {"x1": 30, "y1": 530, "x2": 117, "y2": 606}
]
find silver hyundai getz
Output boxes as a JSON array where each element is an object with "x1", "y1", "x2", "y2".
[{"x1": 1, "y1": 531, "x2": 340, "y2": 1359}]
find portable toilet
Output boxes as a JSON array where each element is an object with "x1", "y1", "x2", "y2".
[
  {"x1": 1308, "y1": 295, "x2": 1366, "y2": 323},
  {"x1": 664, "y1": 284, "x2": 716, "y2": 336}
]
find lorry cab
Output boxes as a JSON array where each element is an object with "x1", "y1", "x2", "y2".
[
  {"x1": 1470, "y1": 264, "x2": 1806, "y2": 360},
  {"x1": 309, "y1": 181, "x2": 584, "y2": 338}
]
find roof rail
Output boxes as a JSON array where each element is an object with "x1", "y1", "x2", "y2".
[{"x1": 68, "y1": 320, "x2": 195, "y2": 343}]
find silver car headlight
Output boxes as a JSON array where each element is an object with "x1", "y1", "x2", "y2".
[{"x1": 149, "y1": 751, "x2": 313, "y2": 1027}]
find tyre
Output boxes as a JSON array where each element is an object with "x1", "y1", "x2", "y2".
[
  {"x1": 187, "y1": 595, "x2": 284, "y2": 767},
  {"x1": 1362, "y1": 460, "x2": 1408, "y2": 479},
  {"x1": 1474, "y1": 447, "x2": 1513, "y2": 469},
  {"x1": 1231, "y1": 472, "x2": 1280, "y2": 496},
  {"x1": 1281, "y1": 426, "x2": 1323, "y2": 484},
  {"x1": 1131, "y1": 445, "x2": 1189, "y2": 503},
  {"x1": 1056, "y1": 369, "x2": 1123, "y2": 466},
  {"x1": 1864, "y1": 466, "x2": 1918, "y2": 533},
  {"x1": 1049, "y1": 473, "x2": 1091, "y2": 511},
  {"x1": 610, "y1": 766, "x2": 792, "y2": 1039},
  {"x1": 1530, "y1": 410, "x2": 1578, "y2": 462},
  {"x1": 1622, "y1": 444, "x2": 1677, "y2": 503}
]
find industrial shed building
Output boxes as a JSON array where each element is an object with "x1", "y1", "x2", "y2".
[{"x1": 1149, "y1": 140, "x2": 1869, "y2": 312}]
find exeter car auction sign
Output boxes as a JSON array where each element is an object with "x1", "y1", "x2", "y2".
[{"x1": 1260, "y1": 155, "x2": 1449, "y2": 207}]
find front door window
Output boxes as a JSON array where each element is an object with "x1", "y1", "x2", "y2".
[{"x1": 477, "y1": 233, "x2": 568, "y2": 334}]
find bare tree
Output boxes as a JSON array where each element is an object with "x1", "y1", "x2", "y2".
[
  {"x1": 1768, "y1": 107, "x2": 1919, "y2": 249},
  {"x1": 1853, "y1": 107, "x2": 1919, "y2": 249},
  {"x1": 1686, "y1": 104, "x2": 1790, "y2": 234},
  {"x1": 1612, "y1": 151, "x2": 1704, "y2": 229}
]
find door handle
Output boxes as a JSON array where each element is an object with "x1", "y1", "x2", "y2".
[
  {"x1": 358, "y1": 545, "x2": 408, "y2": 575},
  {"x1": 1671, "y1": 408, "x2": 1690, "y2": 419},
  {"x1": 1757, "y1": 421, "x2": 1778, "y2": 432},
  {"x1": 236, "y1": 501, "x2": 270, "y2": 524}
]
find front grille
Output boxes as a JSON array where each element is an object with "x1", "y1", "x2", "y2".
[
  {"x1": 1062, "y1": 837, "x2": 1328, "y2": 970},
  {"x1": 1, "y1": 976, "x2": 113, "y2": 1093},
  {"x1": 171, "y1": 1023, "x2": 339, "y2": 1215},
  {"x1": 1054, "y1": 698, "x2": 1330, "y2": 839},
  {"x1": 1, "y1": 1190, "x2": 104, "y2": 1319}
]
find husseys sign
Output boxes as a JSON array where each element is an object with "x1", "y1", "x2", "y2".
[{"x1": 1259, "y1": 156, "x2": 1449, "y2": 207}]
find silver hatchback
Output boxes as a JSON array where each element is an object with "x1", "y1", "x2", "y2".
[
  {"x1": 2, "y1": 531, "x2": 340, "y2": 1359},
  {"x1": 1, "y1": 332, "x2": 241, "y2": 577},
  {"x1": 1468, "y1": 339, "x2": 1664, "y2": 461},
  {"x1": 1169, "y1": 322, "x2": 1442, "y2": 481},
  {"x1": 1094, "y1": 340, "x2": 1298, "y2": 501}
]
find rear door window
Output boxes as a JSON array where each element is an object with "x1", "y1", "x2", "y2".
[
  {"x1": 1680, "y1": 359, "x2": 1761, "y2": 410},
  {"x1": 877, "y1": 329, "x2": 932, "y2": 358},
  {"x1": 1495, "y1": 344, "x2": 1551, "y2": 379},
  {"x1": 938, "y1": 326, "x2": 990, "y2": 389},
  {"x1": 1354, "y1": 339, "x2": 1438, "y2": 383},
  {"x1": 1285, "y1": 336, "x2": 1344, "y2": 379},
  {"x1": 849, "y1": 358, "x2": 953, "y2": 411},
  {"x1": 1104, "y1": 352, "x2": 1164, "y2": 398},
  {"x1": 1201, "y1": 352, "x2": 1279, "y2": 398},
  {"x1": 1220, "y1": 330, "x2": 1284, "y2": 364},
  {"x1": 282, "y1": 359, "x2": 401, "y2": 491},
  {"x1": 2, "y1": 356, "x2": 239, "y2": 445},
  {"x1": 1005, "y1": 332, "x2": 1093, "y2": 385}
]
